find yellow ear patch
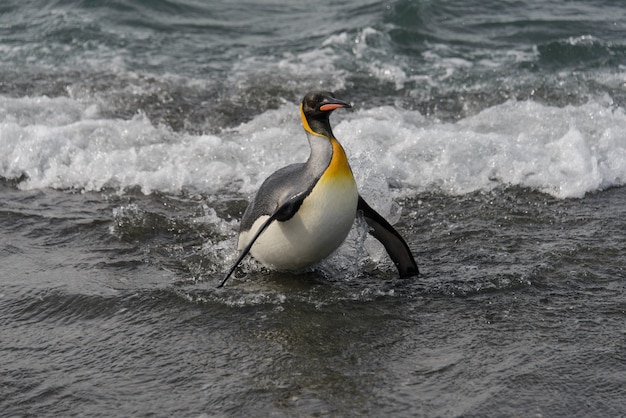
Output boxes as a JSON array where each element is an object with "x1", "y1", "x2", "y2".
[{"x1": 300, "y1": 103, "x2": 320, "y2": 137}]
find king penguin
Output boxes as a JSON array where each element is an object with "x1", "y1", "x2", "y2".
[{"x1": 219, "y1": 91, "x2": 418, "y2": 287}]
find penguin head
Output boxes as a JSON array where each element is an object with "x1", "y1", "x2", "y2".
[{"x1": 300, "y1": 91, "x2": 352, "y2": 138}]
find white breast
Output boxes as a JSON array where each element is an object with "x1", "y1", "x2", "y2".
[{"x1": 238, "y1": 176, "x2": 358, "y2": 271}]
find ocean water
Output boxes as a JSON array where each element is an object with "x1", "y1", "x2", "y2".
[{"x1": 1, "y1": 0, "x2": 625, "y2": 416}]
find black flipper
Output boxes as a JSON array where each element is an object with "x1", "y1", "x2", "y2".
[
  {"x1": 357, "y1": 195, "x2": 419, "y2": 278},
  {"x1": 218, "y1": 191, "x2": 308, "y2": 288}
]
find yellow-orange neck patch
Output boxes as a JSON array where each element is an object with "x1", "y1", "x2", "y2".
[
  {"x1": 321, "y1": 138, "x2": 354, "y2": 182},
  {"x1": 300, "y1": 103, "x2": 354, "y2": 182}
]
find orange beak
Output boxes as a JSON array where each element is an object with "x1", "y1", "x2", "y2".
[
  {"x1": 320, "y1": 103, "x2": 343, "y2": 112},
  {"x1": 319, "y1": 97, "x2": 352, "y2": 112}
]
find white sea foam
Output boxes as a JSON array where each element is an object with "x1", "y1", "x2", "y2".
[
  {"x1": 1, "y1": 94, "x2": 625, "y2": 199},
  {"x1": 0, "y1": 96, "x2": 244, "y2": 194},
  {"x1": 337, "y1": 98, "x2": 626, "y2": 198}
]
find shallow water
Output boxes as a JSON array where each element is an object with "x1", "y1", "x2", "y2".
[
  {"x1": 2, "y1": 184, "x2": 625, "y2": 416},
  {"x1": 1, "y1": 0, "x2": 626, "y2": 416}
]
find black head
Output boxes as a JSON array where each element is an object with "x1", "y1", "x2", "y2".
[{"x1": 300, "y1": 91, "x2": 352, "y2": 138}]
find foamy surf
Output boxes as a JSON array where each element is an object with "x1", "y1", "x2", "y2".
[
  {"x1": 1, "y1": 93, "x2": 624, "y2": 199},
  {"x1": 339, "y1": 98, "x2": 626, "y2": 198}
]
